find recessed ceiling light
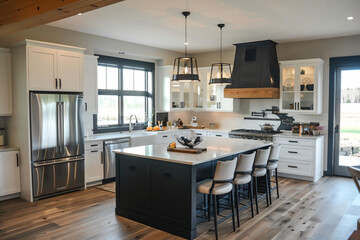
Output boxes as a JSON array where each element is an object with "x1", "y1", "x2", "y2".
[
  {"x1": 347, "y1": 16, "x2": 354, "y2": 20},
  {"x1": 77, "y1": 13, "x2": 82, "y2": 16},
  {"x1": 184, "y1": 42, "x2": 189, "y2": 45},
  {"x1": 118, "y1": 52, "x2": 125, "y2": 55}
]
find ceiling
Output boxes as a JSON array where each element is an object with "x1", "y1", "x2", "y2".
[{"x1": 48, "y1": 0, "x2": 360, "y2": 53}]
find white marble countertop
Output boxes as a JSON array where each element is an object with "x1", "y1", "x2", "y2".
[
  {"x1": 84, "y1": 128, "x2": 231, "y2": 142},
  {"x1": 0, "y1": 146, "x2": 19, "y2": 152},
  {"x1": 114, "y1": 137, "x2": 272, "y2": 165},
  {"x1": 276, "y1": 131, "x2": 325, "y2": 139}
]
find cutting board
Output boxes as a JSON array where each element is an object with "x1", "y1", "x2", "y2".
[{"x1": 167, "y1": 147, "x2": 207, "y2": 154}]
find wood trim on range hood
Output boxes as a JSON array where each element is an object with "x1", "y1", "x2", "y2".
[{"x1": 224, "y1": 87, "x2": 279, "y2": 99}]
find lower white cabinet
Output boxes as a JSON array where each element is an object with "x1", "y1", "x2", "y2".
[
  {"x1": 207, "y1": 131, "x2": 229, "y2": 138},
  {"x1": 273, "y1": 135, "x2": 324, "y2": 182},
  {"x1": 85, "y1": 141, "x2": 104, "y2": 184},
  {"x1": 0, "y1": 150, "x2": 20, "y2": 197}
]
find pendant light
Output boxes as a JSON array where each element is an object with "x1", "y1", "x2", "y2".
[
  {"x1": 209, "y1": 24, "x2": 232, "y2": 85},
  {"x1": 172, "y1": 11, "x2": 200, "y2": 82}
]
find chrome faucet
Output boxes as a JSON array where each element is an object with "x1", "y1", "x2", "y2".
[{"x1": 129, "y1": 115, "x2": 138, "y2": 132}]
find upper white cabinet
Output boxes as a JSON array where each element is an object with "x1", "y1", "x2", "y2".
[
  {"x1": 83, "y1": 55, "x2": 99, "y2": 113},
  {"x1": 0, "y1": 48, "x2": 12, "y2": 116},
  {"x1": 0, "y1": 150, "x2": 21, "y2": 197},
  {"x1": 157, "y1": 65, "x2": 233, "y2": 112},
  {"x1": 279, "y1": 59, "x2": 324, "y2": 114},
  {"x1": 198, "y1": 67, "x2": 233, "y2": 112},
  {"x1": 27, "y1": 40, "x2": 84, "y2": 92}
]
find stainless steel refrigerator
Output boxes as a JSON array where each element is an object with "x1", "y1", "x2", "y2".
[{"x1": 30, "y1": 92, "x2": 84, "y2": 199}]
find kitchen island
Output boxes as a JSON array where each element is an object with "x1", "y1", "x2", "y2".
[{"x1": 114, "y1": 137, "x2": 272, "y2": 239}]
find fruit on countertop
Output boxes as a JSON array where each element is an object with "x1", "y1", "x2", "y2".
[
  {"x1": 168, "y1": 142, "x2": 176, "y2": 149},
  {"x1": 146, "y1": 126, "x2": 153, "y2": 131},
  {"x1": 153, "y1": 126, "x2": 160, "y2": 131}
]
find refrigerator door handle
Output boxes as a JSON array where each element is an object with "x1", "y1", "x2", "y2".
[
  {"x1": 56, "y1": 102, "x2": 61, "y2": 153},
  {"x1": 60, "y1": 101, "x2": 65, "y2": 153}
]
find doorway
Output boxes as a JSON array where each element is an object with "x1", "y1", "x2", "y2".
[{"x1": 329, "y1": 56, "x2": 360, "y2": 177}]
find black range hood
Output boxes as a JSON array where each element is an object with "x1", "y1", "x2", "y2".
[{"x1": 224, "y1": 40, "x2": 280, "y2": 99}]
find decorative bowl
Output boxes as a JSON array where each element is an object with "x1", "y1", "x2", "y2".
[{"x1": 175, "y1": 136, "x2": 203, "y2": 149}]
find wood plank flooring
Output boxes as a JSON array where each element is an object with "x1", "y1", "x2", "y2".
[{"x1": 0, "y1": 176, "x2": 358, "y2": 240}]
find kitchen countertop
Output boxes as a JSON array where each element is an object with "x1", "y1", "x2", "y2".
[
  {"x1": 84, "y1": 128, "x2": 231, "y2": 142},
  {"x1": 276, "y1": 131, "x2": 325, "y2": 139},
  {"x1": 114, "y1": 137, "x2": 272, "y2": 165},
  {"x1": 0, "y1": 146, "x2": 19, "y2": 152}
]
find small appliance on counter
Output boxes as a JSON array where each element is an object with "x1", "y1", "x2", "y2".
[
  {"x1": 0, "y1": 128, "x2": 5, "y2": 146},
  {"x1": 190, "y1": 116, "x2": 198, "y2": 127},
  {"x1": 209, "y1": 122, "x2": 216, "y2": 129}
]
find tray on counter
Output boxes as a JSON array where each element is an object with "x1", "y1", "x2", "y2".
[{"x1": 167, "y1": 147, "x2": 207, "y2": 154}]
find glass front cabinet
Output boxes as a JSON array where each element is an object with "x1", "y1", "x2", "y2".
[{"x1": 279, "y1": 59, "x2": 324, "y2": 114}]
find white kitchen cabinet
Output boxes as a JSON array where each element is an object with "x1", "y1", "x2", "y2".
[
  {"x1": 27, "y1": 40, "x2": 85, "y2": 92},
  {"x1": 83, "y1": 55, "x2": 99, "y2": 113},
  {"x1": 198, "y1": 67, "x2": 233, "y2": 112},
  {"x1": 279, "y1": 59, "x2": 324, "y2": 114},
  {"x1": 156, "y1": 66, "x2": 171, "y2": 112},
  {"x1": 273, "y1": 134, "x2": 324, "y2": 182},
  {"x1": 207, "y1": 131, "x2": 229, "y2": 138},
  {"x1": 0, "y1": 48, "x2": 12, "y2": 116},
  {"x1": 85, "y1": 141, "x2": 103, "y2": 184},
  {"x1": 0, "y1": 150, "x2": 20, "y2": 197}
]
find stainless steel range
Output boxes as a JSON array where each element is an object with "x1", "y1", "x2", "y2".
[{"x1": 229, "y1": 129, "x2": 281, "y2": 141}]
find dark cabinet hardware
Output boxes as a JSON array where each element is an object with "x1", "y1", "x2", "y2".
[
  {"x1": 91, "y1": 150, "x2": 98, "y2": 153},
  {"x1": 335, "y1": 125, "x2": 339, "y2": 133},
  {"x1": 129, "y1": 166, "x2": 136, "y2": 171},
  {"x1": 162, "y1": 135, "x2": 168, "y2": 138},
  {"x1": 196, "y1": 133, "x2": 202, "y2": 135},
  {"x1": 85, "y1": 103, "x2": 87, "y2": 112},
  {"x1": 55, "y1": 78, "x2": 58, "y2": 89},
  {"x1": 215, "y1": 134, "x2": 222, "y2": 137},
  {"x1": 288, "y1": 140, "x2": 298, "y2": 143},
  {"x1": 288, "y1": 151, "x2": 298, "y2": 154},
  {"x1": 16, "y1": 153, "x2": 19, "y2": 167},
  {"x1": 59, "y1": 78, "x2": 62, "y2": 89},
  {"x1": 101, "y1": 151, "x2": 104, "y2": 164},
  {"x1": 288, "y1": 165, "x2": 298, "y2": 168},
  {"x1": 90, "y1": 144, "x2": 98, "y2": 147},
  {"x1": 164, "y1": 172, "x2": 172, "y2": 178}
]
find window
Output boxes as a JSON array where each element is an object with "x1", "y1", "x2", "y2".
[{"x1": 94, "y1": 55, "x2": 155, "y2": 133}]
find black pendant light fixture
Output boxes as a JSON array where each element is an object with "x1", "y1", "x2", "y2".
[
  {"x1": 172, "y1": 11, "x2": 200, "y2": 82},
  {"x1": 209, "y1": 24, "x2": 232, "y2": 85}
]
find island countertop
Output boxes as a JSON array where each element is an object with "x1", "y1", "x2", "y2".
[{"x1": 114, "y1": 137, "x2": 272, "y2": 165}]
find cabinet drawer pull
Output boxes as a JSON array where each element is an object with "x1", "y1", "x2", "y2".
[
  {"x1": 55, "y1": 78, "x2": 58, "y2": 89},
  {"x1": 216, "y1": 134, "x2": 222, "y2": 137},
  {"x1": 59, "y1": 78, "x2": 62, "y2": 89},
  {"x1": 101, "y1": 151, "x2": 104, "y2": 164},
  {"x1": 162, "y1": 135, "x2": 168, "y2": 138},
  {"x1": 91, "y1": 150, "x2": 98, "y2": 153},
  {"x1": 90, "y1": 144, "x2": 98, "y2": 147},
  {"x1": 288, "y1": 165, "x2": 298, "y2": 169},
  {"x1": 129, "y1": 166, "x2": 136, "y2": 171},
  {"x1": 196, "y1": 133, "x2": 202, "y2": 135},
  {"x1": 164, "y1": 172, "x2": 172, "y2": 178},
  {"x1": 85, "y1": 103, "x2": 87, "y2": 112},
  {"x1": 288, "y1": 151, "x2": 298, "y2": 154},
  {"x1": 16, "y1": 153, "x2": 19, "y2": 167},
  {"x1": 288, "y1": 140, "x2": 298, "y2": 143}
]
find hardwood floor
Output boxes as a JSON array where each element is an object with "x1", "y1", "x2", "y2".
[{"x1": 0, "y1": 177, "x2": 358, "y2": 240}]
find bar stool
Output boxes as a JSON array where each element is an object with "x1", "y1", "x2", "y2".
[
  {"x1": 234, "y1": 152, "x2": 256, "y2": 227},
  {"x1": 267, "y1": 144, "x2": 281, "y2": 205},
  {"x1": 252, "y1": 147, "x2": 271, "y2": 214},
  {"x1": 197, "y1": 158, "x2": 237, "y2": 240}
]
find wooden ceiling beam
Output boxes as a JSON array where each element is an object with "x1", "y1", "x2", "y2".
[{"x1": 0, "y1": 0, "x2": 124, "y2": 36}]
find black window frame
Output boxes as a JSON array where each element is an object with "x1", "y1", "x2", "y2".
[{"x1": 93, "y1": 55, "x2": 155, "y2": 134}]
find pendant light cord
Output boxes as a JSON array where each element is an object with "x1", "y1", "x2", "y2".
[
  {"x1": 220, "y1": 26, "x2": 222, "y2": 63},
  {"x1": 185, "y1": 14, "x2": 187, "y2": 57}
]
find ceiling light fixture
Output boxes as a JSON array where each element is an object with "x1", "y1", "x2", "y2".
[
  {"x1": 209, "y1": 24, "x2": 232, "y2": 85},
  {"x1": 172, "y1": 11, "x2": 200, "y2": 82},
  {"x1": 77, "y1": 13, "x2": 82, "y2": 16},
  {"x1": 347, "y1": 16, "x2": 354, "y2": 20}
]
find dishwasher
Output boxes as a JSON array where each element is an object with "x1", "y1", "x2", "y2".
[{"x1": 104, "y1": 138, "x2": 130, "y2": 181}]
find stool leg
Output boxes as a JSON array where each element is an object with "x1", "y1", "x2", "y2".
[
  {"x1": 254, "y1": 177, "x2": 259, "y2": 214},
  {"x1": 268, "y1": 170, "x2": 272, "y2": 205},
  {"x1": 208, "y1": 194, "x2": 211, "y2": 221},
  {"x1": 249, "y1": 181, "x2": 254, "y2": 218},
  {"x1": 230, "y1": 189, "x2": 235, "y2": 231},
  {"x1": 275, "y1": 168, "x2": 279, "y2": 198},
  {"x1": 235, "y1": 184, "x2": 240, "y2": 227},
  {"x1": 212, "y1": 194, "x2": 218, "y2": 240},
  {"x1": 217, "y1": 196, "x2": 220, "y2": 213},
  {"x1": 203, "y1": 194, "x2": 207, "y2": 217},
  {"x1": 265, "y1": 172, "x2": 269, "y2": 207}
]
